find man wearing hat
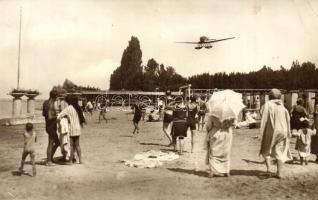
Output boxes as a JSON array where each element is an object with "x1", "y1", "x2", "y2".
[{"x1": 259, "y1": 88, "x2": 292, "y2": 178}]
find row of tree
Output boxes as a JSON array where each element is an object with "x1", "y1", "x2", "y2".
[
  {"x1": 188, "y1": 61, "x2": 318, "y2": 90},
  {"x1": 52, "y1": 79, "x2": 101, "y2": 94},
  {"x1": 110, "y1": 37, "x2": 318, "y2": 91}
]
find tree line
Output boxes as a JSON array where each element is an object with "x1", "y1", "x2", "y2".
[
  {"x1": 189, "y1": 61, "x2": 318, "y2": 90},
  {"x1": 110, "y1": 37, "x2": 318, "y2": 91}
]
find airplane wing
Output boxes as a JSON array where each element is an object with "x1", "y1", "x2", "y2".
[
  {"x1": 205, "y1": 37, "x2": 235, "y2": 43},
  {"x1": 175, "y1": 42, "x2": 199, "y2": 44}
]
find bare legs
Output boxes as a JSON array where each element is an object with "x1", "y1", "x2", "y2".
[
  {"x1": 99, "y1": 112, "x2": 107, "y2": 123},
  {"x1": 197, "y1": 115, "x2": 206, "y2": 131},
  {"x1": 190, "y1": 129, "x2": 195, "y2": 153},
  {"x1": 133, "y1": 121, "x2": 140, "y2": 134},
  {"x1": 70, "y1": 136, "x2": 82, "y2": 164},
  {"x1": 263, "y1": 156, "x2": 283, "y2": 179},
  {"x1": 163, "y1": 122, "x2": 172, "y2": 145},
  {"x1": 173, "y1": 137, "x2": 184, "y2": 155},
  {"x1": 20, "y1": 151, "x2": 36, "y2": 177},
  {"x1": 46, "y1": 136, "x2": 59, "y2": 165}
]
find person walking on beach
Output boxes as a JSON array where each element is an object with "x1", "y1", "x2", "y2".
[
  {"x1": 98, "y1": 102, "x2": 108, "y2": 123},
  {"x1": 58, "y1": 95, "x2": 86, "y2": 164},
  {"x1": 85, "y1": 100, "x2": 94, "y2": 116},
  {"x1": 197, "y1": 96, "x2": 207, "y2": 131},
  {"x1": 187, "y1": 96, "x2": 199, "y2": 153},
  {"x1": 19, "y1": 123, "x2": 37, "y2": 177},
  {"x1": 42, "y1": 90, "x2": 60, "y2": 166},
  {"x1": 132, "y1": 100, "x2": 143, "y2": 134},
  {"x1": 162, "y1": 91, "x2": 174, "y2": 146},
  {"x1": 259, "y1": 89, "x2": 292, "y2": 179}
]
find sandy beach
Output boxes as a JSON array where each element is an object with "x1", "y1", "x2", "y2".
[{"x1": 1, "y1": 109, "x2": 318, "y2": 200}]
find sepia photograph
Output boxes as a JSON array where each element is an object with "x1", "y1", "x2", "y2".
[{"x1": 1, "y1": 0, "x2": 318, "y2": 199}]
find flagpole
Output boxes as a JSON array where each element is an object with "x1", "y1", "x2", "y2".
[{"x1": 17, "y1": 7, "x2": 22, "y2": 89}]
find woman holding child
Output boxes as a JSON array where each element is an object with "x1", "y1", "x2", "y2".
[
  {"x1": 290, "y1": 98, "x2": 308, "y2": 133},
  {"x1": 57, "y1": 94, "x2": 86, "y2": 164}
]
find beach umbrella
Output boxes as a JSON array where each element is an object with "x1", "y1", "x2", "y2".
[{"x1": 206, "y1": 89, "x2": 245, "y2": 121}]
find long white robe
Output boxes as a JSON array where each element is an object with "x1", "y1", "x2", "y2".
[
  {"x1": 206, "y1": 116, "x2": 232, "y2": 174},
  {"x1": 259, "y1": 99, "x2": 292, "y2": 162}
]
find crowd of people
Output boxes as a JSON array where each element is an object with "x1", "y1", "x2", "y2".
[{"x1": 18, "y1": 88, "x2": 318, "y2": 180}]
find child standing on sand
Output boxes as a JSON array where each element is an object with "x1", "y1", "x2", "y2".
[
  {"x1": 19, "y1": 123, "x2": 37, "y2": 177},
  {"x1": 293, "y1": 118, "x2": 316, "y2": 165}
]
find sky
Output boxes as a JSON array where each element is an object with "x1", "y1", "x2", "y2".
[{"x1": 1, "y1": 0, "x2": 318, "y2": 99}]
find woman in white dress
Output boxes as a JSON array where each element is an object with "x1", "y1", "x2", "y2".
[{"x1": 206, "y1": 116, "x2": 234, "y2": 177}]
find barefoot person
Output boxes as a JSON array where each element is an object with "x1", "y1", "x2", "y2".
[
  {"x1": 187, "y1": 96, "x2": 199, "y2": 153},
  {"x1": 58, "y1": 94, "x2": 86, "y2": 164},
  {"x1": 132, "y1": 100, "x2": 142, "y2": 134},
  {"x1": 42, "y1": 90, "x2": 60, "y2": 166},
  {"x1": 98, "y1": 103, "x2": 108, "y2": 123},
  {"x1": 259, "y1": 89, "x2": 292, "y2": 179},
  {"x1": 206, "y1": 116, "x2": 234, "y2": 178},
  {"x1": 19, "y1": 123, "x2": 37, "y2": 177},
  {"x1": 197, "y1": 96, "x2": 207, "y2": 131},
  {"x1": 171, "y1": 101, "x2": 188, "y2": 154},
  {"x1": 163, "y1": 91, "x2": 174, "y2": 145}
]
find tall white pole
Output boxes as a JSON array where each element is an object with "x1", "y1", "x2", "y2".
[{"x1": 17, "y1": 7, "x2": 22, "y2": 89}]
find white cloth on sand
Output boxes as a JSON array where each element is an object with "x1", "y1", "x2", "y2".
[{"x1": 123, "y1": 150, "x2": 179, "y2": 168}]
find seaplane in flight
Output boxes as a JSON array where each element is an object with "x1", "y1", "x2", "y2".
[{"x1": 175, "y1": 36, "x2": 235, "y2": 50}]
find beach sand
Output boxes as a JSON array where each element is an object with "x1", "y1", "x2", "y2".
[{"x1": 1, "y1": 109, "x2": 318, "y2": 200}]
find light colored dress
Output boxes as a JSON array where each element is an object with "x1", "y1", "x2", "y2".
[
  {"x1": 293, "y1": 128, "x2": 317, "y2": 158},
  {"x1": 260, "y1": 99, "x2": 292, "y2": 162},
  {"x1": 205, "y1": 116, "x2": 233, "y2": 174},
  {"x1": 57, "y1": 105, "x2": 81, "y2": 137}
]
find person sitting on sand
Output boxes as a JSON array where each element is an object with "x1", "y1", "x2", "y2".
[
  {"x1": 58, "y1": 95, "x2": 86, "y2": 164},
  {"x1": 19, "y1": 123, "x2": 37, "y2": 177},
  {"x1": 259, "y1": 89, "x2": 292, "y2": 179}
]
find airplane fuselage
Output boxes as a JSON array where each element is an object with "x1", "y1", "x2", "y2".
[{"x1": 199, "y1": 36, "x2": 209, "y2": 43}]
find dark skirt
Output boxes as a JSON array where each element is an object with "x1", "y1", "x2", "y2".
[{"x1": 172, "y1": 120, "x2": 188, "y2": 138}]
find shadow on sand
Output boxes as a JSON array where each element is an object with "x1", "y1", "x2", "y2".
[
  {"x1": 242, "y1": 159, "x2": 264, "y2": 164},
  {"x1": 167, "y1": 168, "x2": 209, "y2": 177},
  {"x1": 11, "y1": 170, "x2": 32, "y2": 177},
  {"x1": 139, "y1": 142, "x2": 167, "y2": 147},
  {"x1": 168, "y1": 167, "x2": 272, "y2": 180},
  {"x1": 119, "y1": 135, "x2": 133, "y2": 138}
]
